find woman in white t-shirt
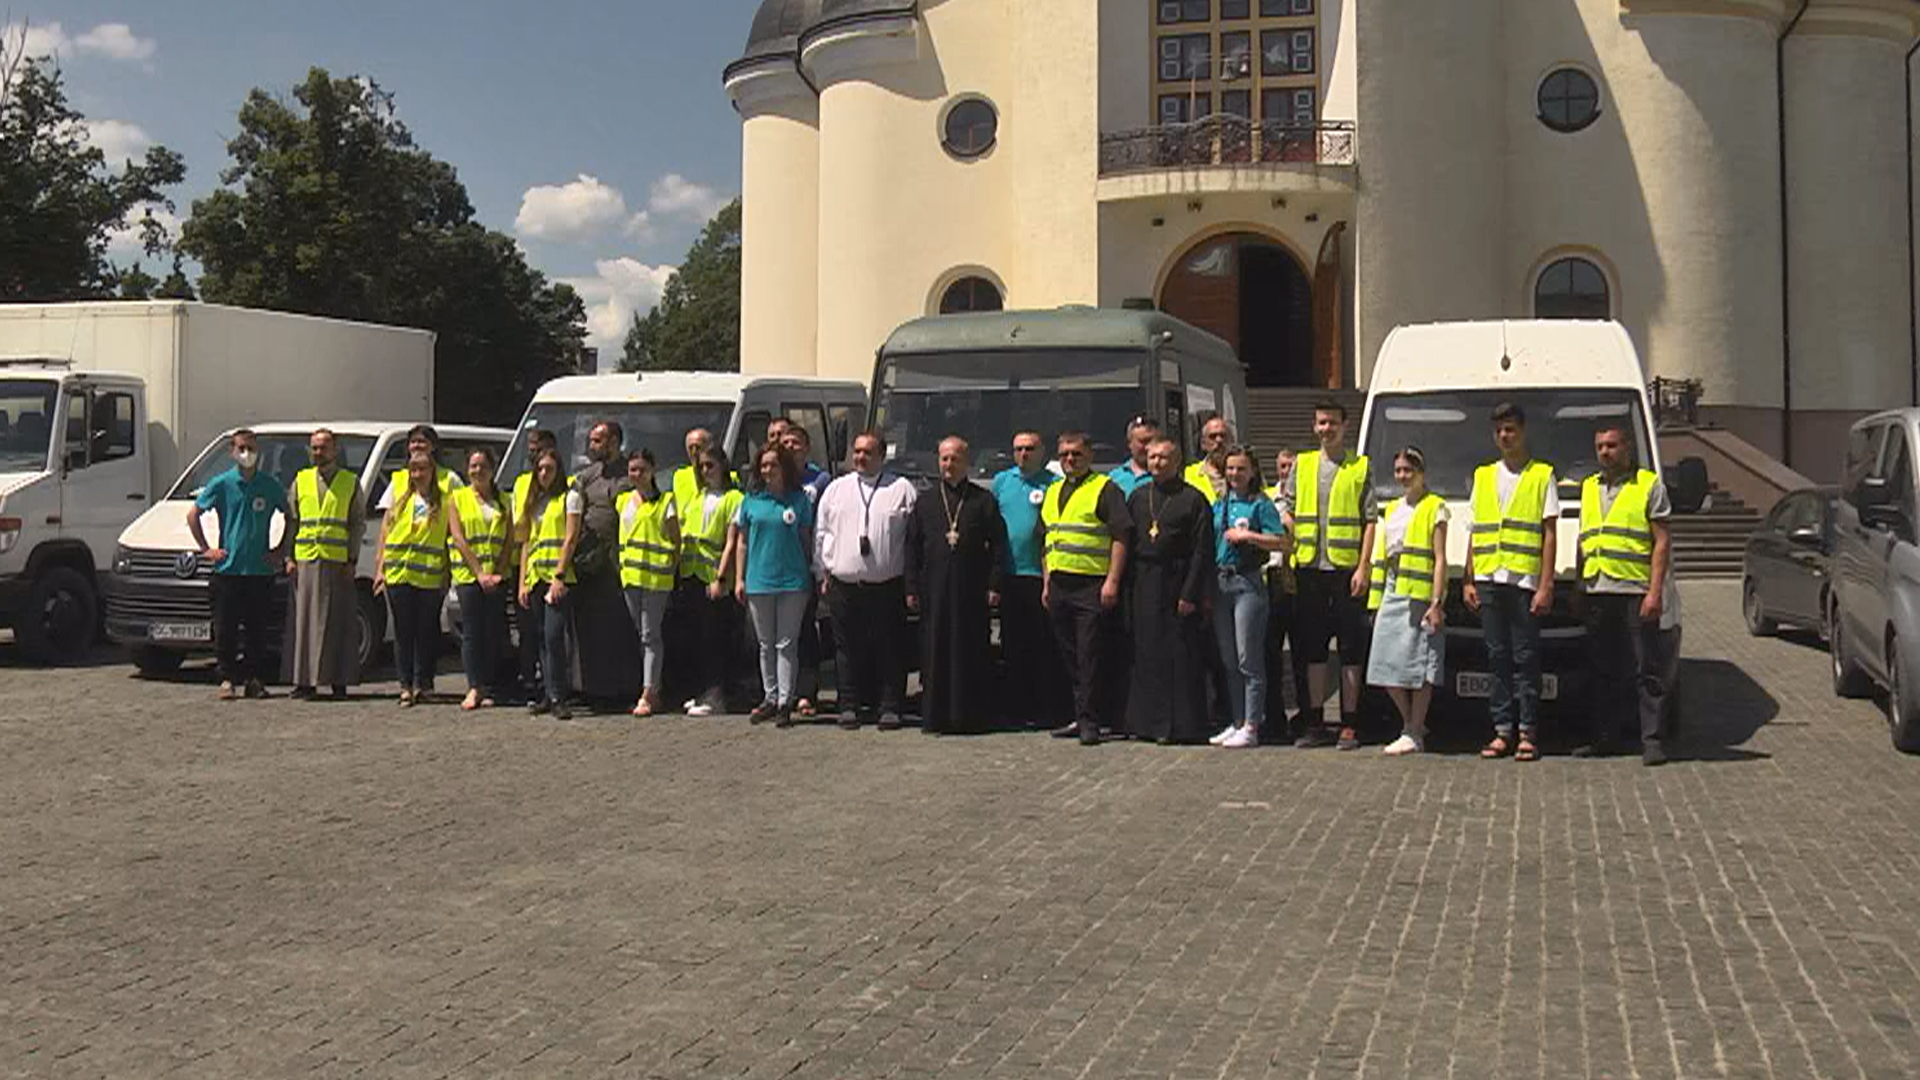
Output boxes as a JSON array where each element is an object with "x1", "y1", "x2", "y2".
[{"x1": 1365, "y1": 448, "x2": 1450, "y2": 755}]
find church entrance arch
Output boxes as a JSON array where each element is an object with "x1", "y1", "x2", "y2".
[{"x1": 1157, "y1": 230, "x2": 1319, "y2": 388}]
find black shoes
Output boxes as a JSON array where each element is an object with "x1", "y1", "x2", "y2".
[
  {"x1": 290, "y1": 686, "x2": 316, "y2": 701},
  {"x1": 774, "y1": 707, "x2": 798, "y2": 729},
  {"x1": 1078, "y1": 723, "x2": 1102, "y2": 746},
  {"x1": 749, "y1": 701, "x2": 779, "y2": 725},
  {"x1": 1049, "y1": 723, "x2": 1081, "y2": 739},
  {"x1": 552, "y1": 701, "x2": 573, "y2": 721},
  {"x1": 877, "y1": 713, "x2": 903, "y2": 731},
  {"x1": 1642, "y1": 742, "x2": 1668, "y2": 767},
  {"x1": 528, "y1": 699, "x2": 551, "y2": 717},
  {"x1": 1294, "y1": 726, "x2": 1338, "y2": 749}
]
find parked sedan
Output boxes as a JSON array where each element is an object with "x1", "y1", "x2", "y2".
[{"x1": 1742, "y1": 486, "x2": 1837, "y2": 638}]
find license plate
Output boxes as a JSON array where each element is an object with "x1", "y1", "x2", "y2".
[
  {"x1": 150, "y1": 622, "x2": 211, "y2": 643},
  {"x1": 1454, "y1": 672, "x2": 1559, "y2": 700}
]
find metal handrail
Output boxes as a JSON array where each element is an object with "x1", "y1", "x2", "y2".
[
  {"x1": 1097, "y1": 117, "x2": 1356, "y2": 176},
  {"x1": 1649, "y1": 376, "x2": 1704, "y2": 428}
]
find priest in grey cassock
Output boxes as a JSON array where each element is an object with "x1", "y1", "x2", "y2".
[
  {"x1": 1123, "y1": 436, "x2": 1216, "y2": 744},
  {"x1": 905, "y1": 436, "x2": 1008, "y2": 734}
]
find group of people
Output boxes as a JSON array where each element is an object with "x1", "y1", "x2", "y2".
[{"x1": 183, "y1": 400, "x2": 1678, "y2": 764}]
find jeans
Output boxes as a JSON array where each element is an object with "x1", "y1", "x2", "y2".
[
  {"x1": 526, "y1": 581, "x2": 572, "y2": 706},
  {"x1": 211, "y1": 573, "x2": 273, "y2": 685},
  {"x1": 1583, "y1": 592, "x2": 1674, "y2": 748},
  {"x1": 623, "y1": 587, "x2": 671, "y2": 689},
  {"x1": 825, "y1": 577, "x2": 908, "y2": 718},
  {"x1": 455, "y1": 582, "x2": 506, "y2": 695},
  {"x1": 747, "y1": 589, "x2": 810, "y2": 707},
  {"x1": 1213, "y1": 569, "x2": 1270, "y2": 724},
  {"x1": 1479, "y1": 582, "x2": 1542, "y2": 739},
  {"x1": 386, "y1": 583, "x2": 444, "y2": 692}
]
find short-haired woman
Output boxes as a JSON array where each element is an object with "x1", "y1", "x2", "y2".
[{"x1": 728, "y1": 444, "x2": 814, "y2": 727}]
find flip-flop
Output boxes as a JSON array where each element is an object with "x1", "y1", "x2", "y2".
[
  {"x1": 1480, "y1": 736, "x2": 1512, "y2": 759},
  {"x1": 795, "y1": 699, "x2": 817, "y2": 718},
  {"x1": 1515, "y1": 739, "x2": 1540, "y2": 762},
  {"x1": 632, "y1": 701, "x2": 654, "y2": 717}
]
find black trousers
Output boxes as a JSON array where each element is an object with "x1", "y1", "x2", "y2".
[
  {"x1": 1047, "y1": 573, "x2": 1109, "y2": 733},
  {"x1": 826, "y1": 576, "x2": 907, "y2": 718},
  {"x1": 999, "y1": 575, "x2": 1064, "y2": 726},
  {"x1": 517, "y1": 577, "x2": 542, "y2": 700},
  {"x1": 211, "y1": 573, "x2": 273, "y2": 685},
  {"x1": 386, "y1": 583, "x2": 444, "y2": 692},
  {"x1": 1264, "y1": 575, "x2": 1313, "y2": 735},
  {"x1": 1583, "y1": 592, "x2": 1675, "y2": 748}
]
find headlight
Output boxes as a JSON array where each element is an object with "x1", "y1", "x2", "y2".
[
  {"x1": 113, "y1": 544, "x2": 133, "y2": 575},
  {"x1": 0, "y1": 516, "x2": 21, "y2": 556}
]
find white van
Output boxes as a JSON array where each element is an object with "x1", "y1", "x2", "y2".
[
  {"x1": 106, "y1": 421, "x2": 513, "y2": 676},
  {"x1": 1357, "y1": 320, "x2": 1685, "y2": 707}
]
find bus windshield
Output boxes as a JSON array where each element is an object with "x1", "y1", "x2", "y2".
[
  {"x1": 167, "y1": 433, "x2": 376, "y2": 500},
  {"x1": 1360, "y1": 388, "x2": 1652, "y2": 502},
  {"x1": 872, "y1": 350, "x2": 1147, "y2": 479},
  {"x1": 500, "y1": 402, "x2": 735, "y2": 489}
]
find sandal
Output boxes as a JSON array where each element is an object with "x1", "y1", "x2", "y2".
[
  {"x1": 632, "y1": 698, "x2": 654, "y2": 718},
  {"x1": 461, "y1": 690, "x2": 481, "y2": 712},
  {"x1": 1480, "y1": 736, "x2": 1512, "y2": 759},
  {"x1": 1515, "y1": 738, "x2": 1540, "y2": 762},
  {"x1": 795, "y1": 698, "x2": 817, "y2": 719}
]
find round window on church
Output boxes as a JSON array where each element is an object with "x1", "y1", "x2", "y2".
[
  {"x1": 1537, "y1": 68, "x2": 1601, "y2": 133},
  {"x1": 942, "y1": 97, "x2": 999, "y2": 160}
]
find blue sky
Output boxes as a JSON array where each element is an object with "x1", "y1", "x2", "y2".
[{"x1": 5, "y1": 0, "x2": 761, "y2": 350}]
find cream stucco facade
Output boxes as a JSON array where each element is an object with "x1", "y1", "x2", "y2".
[{"x1": 725, "y1": 0, "x2": 1920, "y2": 473}]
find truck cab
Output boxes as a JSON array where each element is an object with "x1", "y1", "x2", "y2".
[
  {"x1": 105, "y1": 421, "x2": 512, "y2": 676},
  {"x1": 0, "y1": 363, "x2": 149, "y2": 662}
]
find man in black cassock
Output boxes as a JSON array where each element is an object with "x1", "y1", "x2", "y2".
[
  {"x1": 906, "y1": 436, "x2": 1008, "y2": 734},
  {"x1": 1124, "y1": 436, "x2": 1216, "y2": 744}
]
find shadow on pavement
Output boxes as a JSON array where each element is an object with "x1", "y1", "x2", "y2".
[{"x1": 1672, "y1": 657, "x2": 1774, "y2": 763}]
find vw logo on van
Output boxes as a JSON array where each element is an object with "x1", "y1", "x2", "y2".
[{"x1": 173, "y1": 551, "x2": 200, "y2": 579}]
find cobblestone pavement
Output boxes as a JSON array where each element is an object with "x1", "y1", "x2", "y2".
[{"x1": 5, "y1": 581, "x2": 1920, "y2": 1079}]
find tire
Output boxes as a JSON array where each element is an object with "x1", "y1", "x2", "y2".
[
  {"x1": 15, "y1": 565, "x2": 98, "y2": 665},
  {"x1": 1892, "y1": 638, "x2": 1920, "y2": 754},
  {"x1": 1831, "y1": 603, "x2": 1873, "y2": 699},
  {"x1": 355, "y1": 587, "x2": 386, "y2": 673},
  {"x1": 130, "y1": 646, "x2": 184, "y2": 677},
  {"x1": 1742, "y1": 578, "x2": 1777, "y2": 637}
]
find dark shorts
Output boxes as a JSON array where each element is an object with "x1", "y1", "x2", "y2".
[{"x1": 1294, "y1": 567, "x2": 1371, "y2": 665}]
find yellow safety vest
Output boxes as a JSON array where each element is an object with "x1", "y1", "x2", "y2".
[
  {"x1": 1367, "y1": 493, "x2": 1445, "y2": 609},
  {"x1": 1183, "y1": 461, "x2": 1221, "y2": 505},
  {"x1": 1470, "y1": 460, "x2": 1556, "y2": 579},
  {"x1": 1291, "y1": 451, "x2": 1371, "y2": 569},
  {"x1": 671, "y1": 465, "x2": 700, "y2": 515},
  {"x1": 617, "y1": 489, "x2": 677, "y2": 591},
  {"x1": 293, "y1": 467, "x2": 358, "y2": 564},
  {"x1": 679, "y1": 487, "x2": 744, "y2": 585},
  {"x1": 1579, "y1": 470, "x2": 1656, "y2": 586},
  {"x1": 382, "y1": 491, "x2": 449, "y2": 589},
  {"x1": 1042, "y1": 474, "x2": 1114, "y2": 577},
  {"x1": 525, "y1": 492, "x2": 577, "y2": 586},
  {"x1": 448, "y1": 486, "x2": 508, "y2": 586}
]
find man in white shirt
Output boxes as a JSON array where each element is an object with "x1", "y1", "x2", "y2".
[{"x1": 815, "y1": 431, "x2": 918, "y2": 729}]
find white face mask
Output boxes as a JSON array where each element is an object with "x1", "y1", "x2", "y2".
[{"x1": 234, "y1": 449, "x2": 259, "y2": 470}]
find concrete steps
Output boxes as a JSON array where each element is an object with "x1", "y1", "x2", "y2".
[
  {"x1": 1669, "y1": 485, "x2": 1759, "y2": 579},
  {"x1": 1242, "y1": 387, "x2": 1367, "y2": 459}
]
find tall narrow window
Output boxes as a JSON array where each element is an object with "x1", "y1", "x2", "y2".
[{"x1": 1534, "y1": 256, "x2": 1611, "y2": 319}]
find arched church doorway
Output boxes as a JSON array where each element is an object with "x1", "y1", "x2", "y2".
[{"x1": 1158, "y1": 231, "x2": 1316, "y2": 388}]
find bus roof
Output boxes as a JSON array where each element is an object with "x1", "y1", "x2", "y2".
[
  {"x1": 882, "y1": 307, "x2": 1235, "y2": 360},
  {"x1": 529, "y1": 371, "x2": 866, "y2": 406},
  {"x1": 1370, "y1": 320, "x2": 1648, "y2": 395}
]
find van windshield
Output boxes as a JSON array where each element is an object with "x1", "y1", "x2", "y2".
[
  {"x1": 500, "y1": 402, "x2": 734, "y2": 489},
  {"x1": 1361, "y1": 389, "x2": 1652, "y2": 502},
  {"x1": 167, "y1": 434, "x2": 376, "y2": 500},
  {"x1": 0, "y1": 379, "x2": 58, "y2": 472},
  {"x1": 872, "y1": 350, "x2": 1147, "y2": 479}
]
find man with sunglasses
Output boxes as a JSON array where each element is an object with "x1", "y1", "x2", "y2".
[
  {"x1": 991, "y1": 430, "x2": 1064, "y2": 727},
  {"x1": 1039, "y1": 431, "x2": 1131, "y2": 745}
]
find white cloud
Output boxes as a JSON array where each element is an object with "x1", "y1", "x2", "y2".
[
  {"x1": 647, "y1": 174, "x2": 729, "y2": 223},
  {"x1": 514, "y1": 175, "x2": 650, "y2": 243},
  {"x1": 74, "y1": 22, "x2": 155, "y2": 62},
  {"x1": 82, "y1": 119, "x2": 152, "y2": 168},
  {"x1": 105, "y1": 206, "x2": 180, "y2": 264},
  {"x1": 561, "y1": 257, "x2": 678, "y2": 351},
  {"x1": 1, "y1": 20, "x2": 68, "y2": 59}
]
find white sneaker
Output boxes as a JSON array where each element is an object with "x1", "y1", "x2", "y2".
[
  {"x1": 1221, "y1": 725, "x2": 1259, "y2": 749},
  {"x1": 1383, "y1": 734, "x2": 1423, "y2": 756},
  {"x1": 1208, "y1": 724, "x2": 1238, "y2": 746},
  {"x1": 686, "y1": 702, "x2": 715, "y2": 718}
]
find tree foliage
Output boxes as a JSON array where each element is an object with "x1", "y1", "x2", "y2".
[
  {"x1": 620, "y1": 198, "x2": 741, "y2": 373},
  {"x1": 178, "y1": 69, "x2": 584, "y2": 424},
  {"x1": 0, "y1": 46, "x2": 185, "y2": 300}
]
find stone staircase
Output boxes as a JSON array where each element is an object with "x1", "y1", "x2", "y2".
[
  {"x1": 1242, "y1": 387, "x2": 1368, "y2": 459},
  {"x1": 1667, "y1": 484, "x2": 1761, "y2": 580}
]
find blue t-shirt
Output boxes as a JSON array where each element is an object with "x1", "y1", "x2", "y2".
[
  {"x1": 735, "y1": 489, "x2": 815, "y2": 595},
  {"x1": 991, "y1": 467, "x2": 1056, "y2": 578},
  {"x1": 798, "y1": 464, "x2": 832, "y2": 506},
  {"x1": 1107, "y1": 462, "x2": 1152, "y2": 499},
  {"x1": 1215, "y1": 488, "x2": 1284, "y2": 572},
  {"x1": 194, "y1": 466, "x2": 289, "y2": 576}
]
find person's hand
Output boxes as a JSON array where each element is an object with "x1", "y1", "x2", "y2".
[
  {"x1": 517, "y1": 584, "x2": 531, "y2": 609},
  {"x1": 1099, "y1": 579, "x2": 1120, "y2": 611},
  {"x1": 1350, "y1": 567, "x2": 1368, "y2": 598},
  {"x1": 734, "y1": 581, "x2": 746, "y2": 605},
  {"x1": 284, "y1": 558, "x2": 297, "y2": 577},
  {"x1": 1463, "y1": 581, "x2": 1480, "y2": 612},
  {"x1": 987, "y1": 590, "x2": 1000, "y2": 609},
  {"x1": 371, "y1": 575, "x2": 386, "y2": 596},
  {"x1": 203, "y1": 547, "x2": 227, "y2": 565},
  {"x1": 1423, "y1": 603, "x2": 1444, "y2": 632},
  {"x1": 706, "y1": 580, "x2": 725, "y2": 601},
  {"x1": 1177, "y1": 598, "x2": 1196, "y2": 618},
  {"x1": 1041, "y1": 579, "x2": 1051, "y2": 609},
  {"x1": 1225, "y1": 527, "x2": 1250, "y2": 545},
  {"x1": 1640, "y1": 590, "x2": 1664, "y2": 623},
  {"x1": 819, "y1": 577, "x2": 831, "y2": 598},
  {"x1": 906, "y1": 593, "x2": 920, "y2": 613},
  {"x1": 548, "y1": 579, "x2": 568, "y2": 603},
  {"x1": 479, "y1": 573, "x2": 502, "y2": 592},
  {"x1": 1530, "y1": 583, "x2": 1554, "y2": 618}
]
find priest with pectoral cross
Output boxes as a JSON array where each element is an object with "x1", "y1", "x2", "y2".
[{"x1": 906, "y1": 435, "x2": 1008, "y2": 734}]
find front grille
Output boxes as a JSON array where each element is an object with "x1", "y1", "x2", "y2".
[
  {"x1": 105, "y1": 579, "x2": 212, "y2": 622},
  {"x1": 122, "y1": 547, "x2": 215, "y2": 581},
  {"x1": 1442, "y1": 579, "x2": 1584, "y2": 633}
]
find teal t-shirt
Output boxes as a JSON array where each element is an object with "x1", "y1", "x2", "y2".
[
  {"x1": 735, "y1": 489, "x2": 815, "y2": 595},
  {"x1": 991, "y1": 467, "x2": 1055, "y2": 578},
  {"x1": 194, "y1": 466, "x2": 289, "y2": 576},
  {"x1": 1106, "y1": 462, "x2": 1152, "y2": 499},
  {"x1": 1215, "y1": 489, "x2": 1284, "y2": 573}
]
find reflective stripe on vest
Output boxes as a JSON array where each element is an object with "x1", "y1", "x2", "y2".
[
  {"x1": 1470, "y1": 461, "x2": 1555, "y2": 579},
  {"x1": 383, "y1": 493, "x2": 449, "y2": 588},
  {"x1": 1367, "y1": 493, "x2": 1446, "y2": 608},
  {"x1": 1183, "y1": 461, "x2": 1221, "y2": 505},
  {"x1": 294, "y1": 467, "x2": 358, "y2": 564},
  {"x1": 1579, "y1": 470, "x2": 1656, "y2": 585},
  {"x1": 617, "y1": 489, "x2": 677, "y2": 591},
  {"x1": 679, "y1": 487, "x2": 742, "y2": 585},
  {"x1": 526, "y1": 493, "x2": 576, "y2": 586},
  {"x1": 1041, "y1": 474, "x2": 1113, "y2": 577},
  {"x1": 449, "y1": 486, "x2": 508, "y2": 586},
  {"x1": 1291, "y1": 451, "x2": 1371, "y2": 569}
]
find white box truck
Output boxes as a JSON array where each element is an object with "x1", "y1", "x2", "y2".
[{"x1": 0, "y1": 301, "x2": 434, "y2": 663}]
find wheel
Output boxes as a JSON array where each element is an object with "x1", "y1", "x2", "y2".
[
  {"x1": 1893, "y1": 638, "x2": 1920, "y2": 754},
  {"x1": 1831, "y1": 603, "x2": 1872, "y2": 699},
  {"x1": 1742, "y1": 578, "x2": 1777, "y2": 637},
  {"x1": 130, "y1": 646, "x2": 184, "y2": 677},
  {"x1": 15, "y1": 565, "x2": 98, "y2": 664},
  {"x1": 355, "y1": 587, "x2": 387, "y2": 673}
]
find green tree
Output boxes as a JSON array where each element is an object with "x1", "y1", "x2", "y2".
[
  {"x1": 178, "y1": 69, "x2": 584, "y2": 423},
  {"x1": 620, "y1": 198, "x2": 740, "y2": 373},
  {"x1": 0, "y1": 46, "x2": 185, "y2": 300}
]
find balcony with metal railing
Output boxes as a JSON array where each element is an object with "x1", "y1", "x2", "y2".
[{"x1": 1095, "y1": 116, "x2": 1357, "y2": 202}]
